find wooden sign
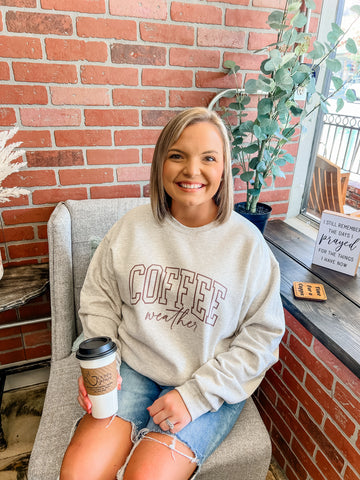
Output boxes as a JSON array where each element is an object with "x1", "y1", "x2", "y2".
[
  {"x1": 293, "y1": 282, "x2": 327, "y2": 301},
  {"x1": 312, "y1": 210, "x2": 360, "y2": 276}
]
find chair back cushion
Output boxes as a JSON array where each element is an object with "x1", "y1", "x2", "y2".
[{"x1": 65, "y1": 198, "x2": 149, "y2": 334}]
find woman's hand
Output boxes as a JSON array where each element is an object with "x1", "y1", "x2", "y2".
[
  {"x1": 147, "y1": 389, "x2": 191, "y2": 434},
  {"x1": 77, "y1": 374, "x2": 122, "y2": 415}
]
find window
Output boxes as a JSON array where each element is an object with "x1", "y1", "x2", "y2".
[{"x1": 288, "y1": 0, "x2": 360, "y2": 222}]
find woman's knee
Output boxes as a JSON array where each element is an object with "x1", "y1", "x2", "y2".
[
  {"x1": 122, "y1": 433, "x2": 197, "y2": 480},
  {"x1": 60, "y1": 415, "x2": 133, "y2": 480}
]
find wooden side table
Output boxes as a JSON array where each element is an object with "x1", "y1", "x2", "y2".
[{"x1": 0, "y1": 264, "x2": 50, "y2": 451}]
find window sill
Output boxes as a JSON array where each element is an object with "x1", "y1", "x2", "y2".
[
  {"x1": 264, "y1": 220, "x2": 360, "y2": 378},
  {"x1": 284, "y1": 215, "x2": 318, "y2": 241}
]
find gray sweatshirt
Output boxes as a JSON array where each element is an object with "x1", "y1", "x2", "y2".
[{"x1": 79, "y1": 204, "x2": 285, "y2": 421}]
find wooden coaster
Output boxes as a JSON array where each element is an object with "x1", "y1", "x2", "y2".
[{"x1": 293, "y1": 282, "x2": 327, "y2": 301}]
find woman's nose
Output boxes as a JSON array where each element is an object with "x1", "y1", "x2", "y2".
[{"x1": 183, "y1": 158, "x2": 200, "y2": 176}]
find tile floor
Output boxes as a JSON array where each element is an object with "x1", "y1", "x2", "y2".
[
  {"x1": 0, "y1": 380, "x2": 285, "y2": 480},
  {"x1": 0, "y1": 383, "x2": 47, "y2": 480}
]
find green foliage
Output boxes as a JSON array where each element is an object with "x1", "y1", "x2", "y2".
[{"x1": 219, "y1": 0, "x2": 360, "y2": 214}]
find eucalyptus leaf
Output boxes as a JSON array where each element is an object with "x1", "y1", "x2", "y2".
[
  {"x1": 243, "y1": 143, "x2": 259, "y2": 154},
  {"x1": 326, "y1": 58, "x2": 342, "y2": 73},
  {"x1": 223, "y1": 60, "x2": 237, "y2": 70},
  {"x1": 240, "y1": 171, "x2": 254, "y2": 182},
  {"x1": 308, "y1": 41, "x2": 325, "y2": 60},
  {"x1": 241, "y1": 95, "x2": 251, "y2": 106},
  {"x1": 249, "y1": 157, "x2": 259, "y2": 169},
  {"x1": 331, "y1": 76, "x2": 343, "y2": 91},
  {"x1": 282, "y1": 153, "x2": 294, "y2": 164},
  {"x1": 261, "y1": 59, "x2": 275, "y2": 74},
  {"x1": 267, "y1": 22, "x2": 289, "y2": 31},
  {"x1": 232, "y1": 137, "x2": 244, "y2": 146},
  {"x1": 267, "y1": 10, "x2": 284, "y2": 24},
  {"x1": 263, "y1": 150, "x2": 271, "y2": 163},
  {"x1": 256, "y1": 161, "x2": 266, "y2": 172},
  {"x1": 320, "y1": 99, "x2": 328, "y2": 113},
  {"x1": 336, "y1": 98, "x2": 344, "y2": 112},
  {"x1": 288, "y1": 1, "x2": 302, "y2": 13},
  {"x1": 238, "y1": 121, "x2": 254, "y2": 133},
  {"x1": 270, "y1": 48, "x2": 282, "y2": 60},
  {"x1": 327, "y1": 23, "x2": 343, "y2": 44},
  {"x1": 304, "y1": 0, "x2": 316, "y2": 9},
  {"x1": 258, "y1": 74, "x2": 272, "y2": 85},
  {"x1": 232, "y1": 166, "x2": 240, "y2": 176},
  {"x1": 282, "y1": 28, "x2": 298, "y2": 46},
  {"x1": 275, "y1": 157, "x2": 287, "y2": 167},
  {"x1": 282, "y1": 126, "x2": 296, "y2": 138},
  {"x1": 290, "y1": 105, "x2": 303, "y2": 116},
  {"x1": 280, "y1": 52, "x2": 296, "y2": 67},
  {"x1": 244, "y1": 79, "x2": 258, "y2": 94},
  {"x1": 256, "y1": 77, "x2": 274, "y2": 93},
  {"x1": 229, "y1": 102, "x2": 241, "y2": 111},
  {"x1": 260, "y1": 118, "x2": 278, "y2": 136},
  {"x1": 253, "y1": 125, "x2": 267, "y2": 141},
  {"x1": 345, "y1": 38, "x2": 357, "y2": 54},
  {"x1": 292, "y1": 69, "x2": 309, "y2": 85},
  {"x1": 258, "y1": 173, "x2": 266, "y2": 186},
  {"x1": 345, "y1": 88, "x2": 356, "y2": 102},
  {"x1": 291, "y1": 12, "x2": 308, "y2": 28},
  {"x1": 272, "y1": 164, "x2": 285, "y2": 178},
  {"x1": 275, "y1": 67, "x2": 293, "y2": 92},
  {"x1": 257, "y1": 98, "x2": 273, "y2": 115},
  {"x1": 306, "y1": 74, "x2": 316, "y2": 95}
]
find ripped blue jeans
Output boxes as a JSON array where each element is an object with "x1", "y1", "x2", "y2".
[{"x1": 115, "y1": 362, "x2": 245, "y2": 479}]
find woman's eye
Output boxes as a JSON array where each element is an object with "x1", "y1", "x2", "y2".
[
  {"x1": 168, "y1": 153, "x2": 182, "y2": 160},
  {"x1": 204, "y1": 156, "x2": 216, "y2": 162}
]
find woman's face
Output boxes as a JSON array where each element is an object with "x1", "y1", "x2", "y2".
[{"x1": 162, "y1": 121, "x2": 224, "y2": 226}]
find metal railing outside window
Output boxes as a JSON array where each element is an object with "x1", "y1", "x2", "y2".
[{"x1": 318, "y1": 113, "x2": 360, "y2": 176}]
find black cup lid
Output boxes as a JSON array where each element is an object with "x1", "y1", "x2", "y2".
[{"x1": 76, "y1": 336, "x2": 117, "y2": 360}]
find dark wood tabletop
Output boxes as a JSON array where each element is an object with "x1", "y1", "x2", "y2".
[
  {"x1": 264, "y1": 220, "x2": 360, "y2": 378},
  {"x1": 265, "y1": 220, "x2": 360, "y2": 307}
]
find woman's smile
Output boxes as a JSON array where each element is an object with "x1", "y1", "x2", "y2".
[{"x1": 177, "y1": 182, "x2": 205, "y2": 190}]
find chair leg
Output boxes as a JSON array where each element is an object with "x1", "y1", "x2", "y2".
[{"x1": 0, "y1": 371, "x2": 7, "y2": 451}]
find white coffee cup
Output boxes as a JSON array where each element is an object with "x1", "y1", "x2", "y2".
[{"x1": 76, "y1": 336, "x2": 118, "y2": 419}]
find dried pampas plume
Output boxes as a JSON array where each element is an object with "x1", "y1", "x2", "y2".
[{"x1": 0, "y1": 128, "x2": 29, "y2": 203}]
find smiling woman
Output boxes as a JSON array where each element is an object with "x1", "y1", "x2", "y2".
[
  {"x1": 162, "y1": 121, "x2": 225, "y2": 227},
  {"x1": 58, "y1": 108, "x2": 285, "y2": 480},
  {"x1": 150, "y1": 108, "x2": 234, "y2": 226}
]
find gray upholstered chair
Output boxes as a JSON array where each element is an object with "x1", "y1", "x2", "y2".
[{"x1": 28, "y1": 198, "x2": 272, "y2": 480}]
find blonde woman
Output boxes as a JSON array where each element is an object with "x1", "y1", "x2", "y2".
[{"x1": 60, "y1": 108, "x2": 285, "y2": 480}]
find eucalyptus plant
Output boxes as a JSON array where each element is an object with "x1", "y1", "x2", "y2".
[{"x1": 217, "y1": 0, "x2": 360, "y2": 214}]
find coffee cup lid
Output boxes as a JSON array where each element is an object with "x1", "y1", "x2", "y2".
[{"x1": 76, "y1": 336, "x2": 117, "y2": 360}]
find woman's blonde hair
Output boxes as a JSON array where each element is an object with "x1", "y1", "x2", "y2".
[{"x1": 150, "y1": 107, "x2": 233, "y2": 224}]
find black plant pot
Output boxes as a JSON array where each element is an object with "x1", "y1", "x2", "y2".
[{"x1": 234, "y1": 202, "x2": 272, "y2": 234}]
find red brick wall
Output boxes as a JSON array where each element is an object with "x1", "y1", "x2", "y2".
[
  {"x1": 255, "y1": 310, "x2": 360, "y2": 480},
  {"x1": 0, "y1": 290, "x2": 51, "y2": 366},
  {"x1": 346, "y1": 180, "x2": 360, "y2": 210},
  {"x1": 0, "y1": 0, "x2": 323, "y2": 266}
]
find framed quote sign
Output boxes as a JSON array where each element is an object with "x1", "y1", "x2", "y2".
[{"x1": 312, "y1": 210, "x2": 360, "y2": 276}]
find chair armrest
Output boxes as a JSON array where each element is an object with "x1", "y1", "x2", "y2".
[{"x1": 48, "y1": 203, "x2": 77, "y2": 361}]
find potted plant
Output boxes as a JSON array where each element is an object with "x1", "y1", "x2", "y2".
[
  {"x1": 0, "y1": 128, "x2": 28, "y2": 279},
  {"x1": 209, "y1": 0, "x2": 360, "y2": 232}
]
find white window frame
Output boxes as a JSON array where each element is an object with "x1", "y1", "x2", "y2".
[{"x1": 287, "y1": 0, "x2": 343, "y2": 223}]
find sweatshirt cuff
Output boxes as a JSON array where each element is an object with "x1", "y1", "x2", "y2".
[{"x1": 176, "y1": 379, "x2": 214, "y2": 421}]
